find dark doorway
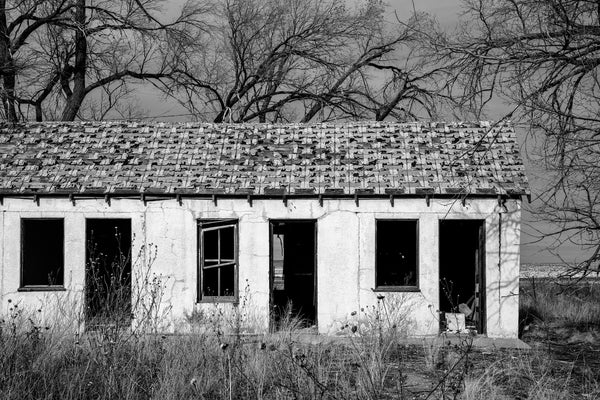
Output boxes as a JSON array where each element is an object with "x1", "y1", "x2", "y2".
[
  {"x1": 439, "y1": 220, "x2": 486, "y2": 333},
  {"x1": 270, "y1": 220, "x2": 316, "y2": 330},
  {"x1": 85, "y1": 219, "x2": 132, "y2": 327}
]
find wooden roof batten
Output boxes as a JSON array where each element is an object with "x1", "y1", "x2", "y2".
[
  {"x1": 0, "y1": 121, "x2": 530, "y2": 206},
  {"x1": 0, "y1": 190, "x2": 527, "y2": 209}
]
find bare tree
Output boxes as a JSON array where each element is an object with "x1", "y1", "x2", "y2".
[
  {"x1": 0, "y1": 0, "x2": 210, "y2": 121},
  {"x1": 82, "y1": 82, "x2": 148, "y2": 121},
  {"x1": 425, "y1": 0, "x2": 600, "y2": 275},
  {"x1": 301, "y1": 11, "x2": 453, "y2": 123},
  {"x1": 0, "y1": 0, "x2": 453, "y2": 123},
  {"x1": 0, "y1": 0, "x2": 76, "y2": 121},
  {"x1": 164, "y1": 0, "x2": 450, "y2": 123}
]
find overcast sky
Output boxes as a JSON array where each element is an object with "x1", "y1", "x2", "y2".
[{"x1": 392, "y1": 0, "x2": 462, "y2": 18}]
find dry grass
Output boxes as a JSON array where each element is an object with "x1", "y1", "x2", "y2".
[
  {"x1": 520, "y1": 278, "x2": 600, "y2": 330},
  {"x1": 1, "y1": 278, "x2": 599, "y2": 399},
  {"x1": 0, "y1": 296, "x2": 421, "y2": 400},
  {"x1": 463, "y1": 350, "x2": 578, "y2": 400}
]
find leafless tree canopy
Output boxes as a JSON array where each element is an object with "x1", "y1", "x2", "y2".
[
  {"x1": 0, "y1": 0, "x2": 456, "y2": 123},
  {"x1": 0, "y1": 0, "x2": 209, "y2": 121},
  {"x1": 424, "y1": 0, "x2": 600, "y2": 275},
  {"x1": 162, "y1": 0, "x2": 455, "y2": 123}
]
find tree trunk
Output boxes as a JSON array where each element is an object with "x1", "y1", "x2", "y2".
[
  {"x1": 0, "y1": 0, "x2": 18, "y2": 122},
  {"x1": 1, "y1": 71, "x2": 17, "y2": 122},
  {"x1": 61, "y1": 0, "x2": 87, "y2": 121},
  {"x1": 35, "y1": 102, "x2": 43, "y2": 121},
  {"x1": 213, "y1": 109, "x2": 224, "y2": 123}
]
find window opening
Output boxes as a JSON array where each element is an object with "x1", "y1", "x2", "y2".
[
  {"x1": 21, "y1": 219, "x2": 64, "y2": 287},
  {"x1": 375, "y1": 220, "x2": 419, "y2": 290}
]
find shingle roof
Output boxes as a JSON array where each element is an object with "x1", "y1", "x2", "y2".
[{"x1": 0, "y1": 121, "x2": 529, "y2": 197}]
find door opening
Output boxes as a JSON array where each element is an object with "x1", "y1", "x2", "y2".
[
  {"x1": 270, "y1": 220, "x2": 316, "y2": 330},
  {"x1": 85, "y1": 219, "x2": 132, "y2": 328},
  {"x1": 439, "y1": 220, "x2": 485, "y2": 334}
]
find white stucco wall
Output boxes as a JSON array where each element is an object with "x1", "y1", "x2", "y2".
[{"x1": 0, "y1": 196, "x2": 521, "y2": 338}]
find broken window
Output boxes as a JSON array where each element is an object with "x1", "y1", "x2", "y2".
[
  {"x1": 198, "y1": 219, "x2": 238, "y2": 301},
  {"x1": 375, "y1": 220, "x2": 418, "y2": 289},
  {"x1": 21, "y1": 218, "x2": 64, "y2": 287}
]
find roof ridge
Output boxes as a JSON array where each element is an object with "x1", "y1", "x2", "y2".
[{"x1": 0, "y1": 120, "x2": 512, "y2": 130}]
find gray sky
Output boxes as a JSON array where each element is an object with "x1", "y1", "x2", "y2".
[{"x1": 392, "y1": 0, "x2": 462, "y2": 18}]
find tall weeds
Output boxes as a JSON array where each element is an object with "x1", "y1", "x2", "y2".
[
  {"x1": 520, "y1": 278, "x2": 600, "y2": 330},
  {"x1": 2, "y1": 263, "x2": 599, "y2": 398}
]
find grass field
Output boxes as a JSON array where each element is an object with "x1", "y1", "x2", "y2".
[
  {"x1": 517, "y1": 277, "x2": 600, "y2": 399},
  {"x1": 1, "y1": 275, "x2": 599, "y2": 399}
]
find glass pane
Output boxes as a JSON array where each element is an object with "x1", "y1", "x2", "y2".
[
  {"x1": 220, "y1": 265, "x2": 235, "y2": 297},
  {"x1": 219, "y1": 226, "x2": 235, "y2": 261},
  {"x1": 203, "y1": 267, "x2": 218, "y2": 297},
  {"x1": 203, "y1": 229, "x2": 218, "y2": 260},
  {"x1": 376, "y1": 220, "x2": 417, "y2": 287}
]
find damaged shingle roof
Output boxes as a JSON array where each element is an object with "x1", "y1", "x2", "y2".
[{"x1": 0, "y1": 121, "x2": 529, "y2": 197}]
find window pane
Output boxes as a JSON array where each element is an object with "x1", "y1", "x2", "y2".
[
  {"x1": 219, "y1": 226, "x2": 235, "y2": 261},
  {"x1": 220, "y1": 265, "x2": 235, "y2": 297},
  {"x1": 203, "y1": 267, "x2": 218, "y2": 297},
  {"x1": 203, "y1": 229, "x2": 218, "y2": 260},
  {"x1": 376, "y1": 220, "x2": 418, "y2": 287},
  {"x1": 22, "y1": 219, "x2": 64, "y2": 286}
]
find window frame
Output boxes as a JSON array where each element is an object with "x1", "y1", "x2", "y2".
[
  {"x1": 197, "y1": 219, "x2": 239, "y2": 303},
  {"x1": 374, "y1": 218, "x2": 420, "y2": 292},
  {"x1": 19, "y1": 217, "x2": 66, "y2": 291}
]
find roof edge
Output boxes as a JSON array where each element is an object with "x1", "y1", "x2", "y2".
[{"x1": 0, "y1": 191, "x2": 528, "y2": 201}]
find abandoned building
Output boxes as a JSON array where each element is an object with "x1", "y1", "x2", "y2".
[{"x1": 0, "y1": 121, "x2": 529, "y2": 338}]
